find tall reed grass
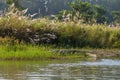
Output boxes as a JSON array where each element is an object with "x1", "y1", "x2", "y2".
[{"x1": 0, "y1": 13, "x2": 120, "y2": 48}]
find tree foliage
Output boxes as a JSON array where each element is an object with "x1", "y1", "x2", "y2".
[
  {"x1": 112, "y1": 11, "x2": 120, "y2": 23},
  {"x1": 57, "y1": 0, "x2": 109, "y2": 24}
]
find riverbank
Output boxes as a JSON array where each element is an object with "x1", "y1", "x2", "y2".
[
  {"x1": 0, "y1": 44, "x2": 120, "y2": 60},
  {"x1": 0, "y1": 12, "x2": 120, "y2": 60},
  {"x1": 0, "y1": 45, "x2": 89, "y2": 60},
  {"x1": 52, "y1": 49, "x2": 120, "y2": 58}
]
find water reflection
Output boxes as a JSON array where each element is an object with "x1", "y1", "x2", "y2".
[{"x1": 0, "y1": 59, "x2": 120, "y2": 80}]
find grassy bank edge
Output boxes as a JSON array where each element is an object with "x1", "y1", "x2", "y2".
[
  {"x1": 0, "y1": 45, "x2": 90, "y2": 60},
  {"x1": 0, "y1": 44, "x2": 119, "y2": 60}
]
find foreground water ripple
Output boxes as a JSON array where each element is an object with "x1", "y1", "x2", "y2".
[{"x1": 0, "y1": 59, "x2": 120, "y2": 80}]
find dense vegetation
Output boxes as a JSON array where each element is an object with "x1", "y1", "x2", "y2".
[
  {"x1": 0, "y1": 0, "x2": 119, "y2": 60},
  {"x1": 0, "y1": 0, "x2": 119, "y2": 48},
  {"x1": 0, "y1": 5, "x2": 120, "y2": 48},
  {"x1": 57, "y1": 0, "x2": 111, "y2": 24},
  {"x1": 1, "y1": 0, "x2": 119, "y2": 24}
]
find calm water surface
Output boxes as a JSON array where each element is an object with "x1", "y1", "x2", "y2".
[{"x1": 0, "y1": 59, "x2": 120, "y2": 80}]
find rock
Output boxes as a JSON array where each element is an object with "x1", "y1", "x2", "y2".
[{"x1": 40, "y1": 33, "x2": 57, "y2": 43}]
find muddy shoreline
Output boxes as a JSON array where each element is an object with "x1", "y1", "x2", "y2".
[{"x1": 53, "y1": 49, "x2": 120, "y2": 58}]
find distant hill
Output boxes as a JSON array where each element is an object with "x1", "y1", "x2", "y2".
[
  {"x1": 0, "y1": 0, "x2": 120, "y2": 16},
  {"x1": 83, "y1": 0, "x2": 120, "y2": 11}
]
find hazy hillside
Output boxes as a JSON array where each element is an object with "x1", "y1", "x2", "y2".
[
  {"x1": 84, "y1": 0, "x2": 120, "y2": 11},
  {"x1": 0, "y1": 0, "x2": 7, "y2": 10},
  {"x1": 0, "y1": 0, "x2": 120, "y2": 16}
]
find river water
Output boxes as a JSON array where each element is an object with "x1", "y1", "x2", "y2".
[{"x1": 0, "y1": 59, "x2": 120, "y2": 80}]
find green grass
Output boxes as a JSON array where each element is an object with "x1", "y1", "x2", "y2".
[{"x1": 0, "y1": 44, "x2": 87, "y2": 60}]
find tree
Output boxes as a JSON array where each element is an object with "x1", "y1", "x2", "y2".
[
  {"x1": 57, "y1": 0, "x2": 109, "y2": 24},
  {"x1": 69, "y1": 0, "x2": 95, "y2": 23},
  {"x1": 112, "y1": 11, "x2": 120, "y2": 23},
  {"x1": 94, "y1": 5, "x2": 108, "y2": 23}
]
